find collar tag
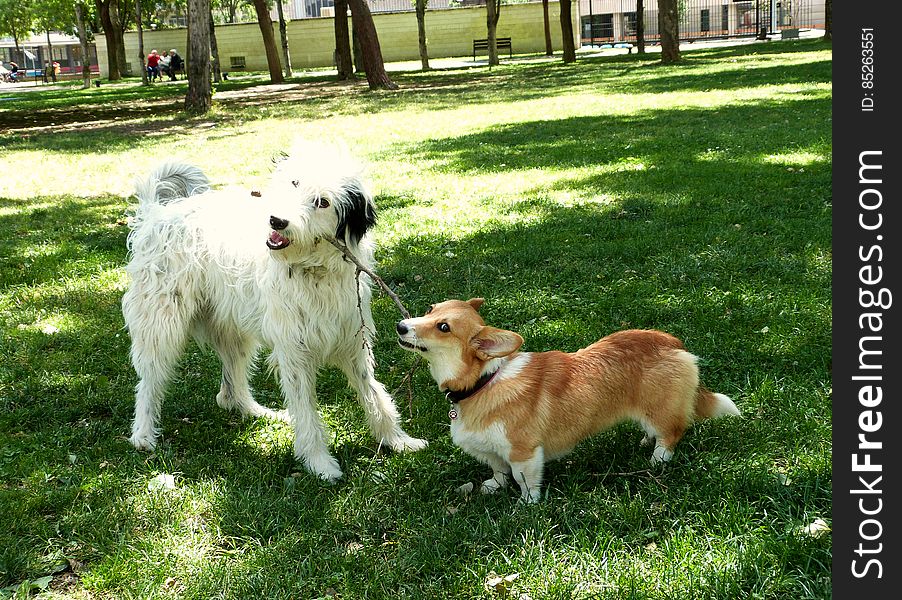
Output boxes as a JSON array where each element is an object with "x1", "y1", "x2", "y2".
[{"x1": 449, "y1": 409, "x2": 458, "y2": 420}]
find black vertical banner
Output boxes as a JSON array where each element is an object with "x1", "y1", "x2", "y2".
[{"x1": 833, "y1": 0, "x2": 901, "y2": 597}]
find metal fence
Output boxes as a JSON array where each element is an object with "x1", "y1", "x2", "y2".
[{"x1": 580, "y1": 0, "x2": 825, "y2": 46}]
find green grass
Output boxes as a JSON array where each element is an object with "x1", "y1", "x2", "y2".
[{"x1": 0, "y1": 40, "x2": 831, "y2": 599}]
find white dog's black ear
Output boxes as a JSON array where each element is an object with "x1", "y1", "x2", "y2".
[{"x1": 336, "y1": 185, "x2": 377, "y2": 245}]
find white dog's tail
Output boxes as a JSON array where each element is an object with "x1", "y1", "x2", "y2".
[{"x1": 134, "y1": 162, "x2": 210, "y2": 206}]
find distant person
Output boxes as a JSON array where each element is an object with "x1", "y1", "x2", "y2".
[
  {"x1": 0, "y1": 60, "x2": 9, "y2": 83},
  {"x1": 168, "y1": 49, "x2": 183, "y2": 81},
  {"x1": 42, "y1": 60, "x2": 57, "y2": 83},
  {"x1": 8, "y1": 61, "x2": 19, "y2": 83},
  {"x1": 146, "y1": 49, "x2": 160, "y2": 82},
  {"x1": 159, "y1": 50, "x2": 171, "y2": 80}
]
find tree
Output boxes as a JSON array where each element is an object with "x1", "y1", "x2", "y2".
[
  {"x1": 333, "y1": 0, "x2": 354, "y2": 80},
  {"x1": 348, "y1": 0, "x2": 397, "y2": 90},
  {"x1": 485, "y1": 0, "x2": 500, "y2": 66},
  {"x1": 185, "y1": 0, "x2": 212, "y2": 113},
  {"x1": 541, "y1": 0, "x2": 552, "y2": 56},
  {"x1": 636, "y1": 0, "x2": 645, "y2": 54},
  {"x1": 275, "y1": 0, "x2": 291, "y2": 79},
  {"x1": 824, "y1": 0, "x2": 831, "y2": 41},
  {"x1": 414, "y1": 0, "x2": 429, "y2": 70},
  {"x1": 95, "y1": 0, "x2": 127, "y2": 79},
  {"x1": 658, "y1": 0, "x2": 680, "y2": 63},
  {"x1": 559, "y1": 0, "x2": 575, "y2": 63},
  {"x1": 250, "y1": 0, "x2": 283, "y2": 83},
  {"x1": 209, "y1": 5, "x2": 222, "y2": 82},
  {"x1": 0, "y1": 0, "x2": 35, "y2": 62},
  {"x1": 75, "y1": 1, "x2": 93, "y2": 88},
  {"x1": 135, "y1": 0, "x2": 149, "y2": 85}
]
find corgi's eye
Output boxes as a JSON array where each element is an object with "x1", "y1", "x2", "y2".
[
  {"x1": 314, "y1": 197, "x2": 330, "y2": 209},
  {"x1": 437, "y1": 322, "x2": 450, "y2": 333}
]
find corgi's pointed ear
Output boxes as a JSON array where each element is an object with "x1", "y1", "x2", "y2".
[
  {"x1": 467, "y1": 298, "x2": 485, "y2": 311},
  {"x1": 470, "y1": 326, "x2": 523, "y2": 359}
]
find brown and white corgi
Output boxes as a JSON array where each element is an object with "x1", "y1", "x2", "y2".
[{"x1": 396, "y1": 298, "x2": 739, "y2": 502}]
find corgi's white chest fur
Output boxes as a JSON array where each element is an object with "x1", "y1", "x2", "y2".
[{"x1": 450, "y1": 418, "x2": 512, "y2": 463}]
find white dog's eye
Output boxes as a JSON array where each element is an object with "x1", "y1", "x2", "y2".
[
  {"x1": 291, "y1": 180, "x2": 299, "y2": 188},
  {"x1": 314, "y1": 197, "x2": 330, "y2": 209},
  {"x1": 437, "y1": 322, "x2": 450, "y2": 333}
]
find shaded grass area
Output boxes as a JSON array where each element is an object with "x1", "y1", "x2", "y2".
[{"x1": 1, "y1": 39, "x2": 830, "y2": 599}]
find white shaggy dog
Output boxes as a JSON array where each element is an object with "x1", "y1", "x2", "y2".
[{"x1": 122, "y1": 142, "x2": 426, "y2": 481}]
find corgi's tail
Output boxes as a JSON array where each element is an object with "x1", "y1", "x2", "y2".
[{"x1": 695, "y1": 387, "x2": 740, "y2": 420}]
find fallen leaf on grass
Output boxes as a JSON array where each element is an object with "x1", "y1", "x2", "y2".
[
  {"x1": 485, "y1": 571, "x2": 519, "y2": 597},
  {"x1": 801, "y1": 518, "x2": 830, "y2": 538},
  {"x1": 148, "y1": 473, "x2": 176, "y2": 492}
]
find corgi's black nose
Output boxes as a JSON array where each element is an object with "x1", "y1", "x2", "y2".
[
  {"x1": 270, "y1": 216, "x2": 289, "y2": 230},
  {"x1": 396, "y1": 322, "x2": 408, "y2": 335}
]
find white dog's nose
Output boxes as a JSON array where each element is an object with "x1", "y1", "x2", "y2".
[{"x1": 270, "y1": 215, "x2": 289, "y2": 230}]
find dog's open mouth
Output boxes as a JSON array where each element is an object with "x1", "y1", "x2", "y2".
[
  {"x1": 398, "y1": 338, "x2": 428, "y2": 352},
  {"x1": 266, "y1": 230, "x2": 291, "y2": 250}
]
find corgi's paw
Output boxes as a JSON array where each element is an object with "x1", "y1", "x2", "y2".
[
  {"x1": 649, "y1": 445, "x2": 674, "y2": 465},
  {"x1": 480, "y1": 476, "x2": 507, "y2": 494}
]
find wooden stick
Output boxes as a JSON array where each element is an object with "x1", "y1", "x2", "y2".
[{"x1": 325, "y1": 236, "x2": 411, "y2": 319}]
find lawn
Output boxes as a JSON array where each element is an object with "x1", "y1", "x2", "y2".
[{"x1": 0, "y1": 40, "x2": 832, "y2": 599}]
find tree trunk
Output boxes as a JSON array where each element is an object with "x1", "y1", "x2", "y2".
[
  {"x1": 824, "y1": 0, "x2": 831, "y2": 41},
  {"x1": 485, "y1": 0, "x2": 499, "y2": 66},
  {"x1": 209, "y1": 7, "x2": 222, "y2": 82},
  {"x1": 95, "y1": 1, "x2": 121, "y2": 80},
  {"x1": 135, "y1": 0, "x2": 148, "y2": 85},
  {"x1": 185, "y1": 0, "x2": 212, "y2": 114},
  {"x1": 276, "y1": 0, "x2": 292, "y2": 79},
  {"x1": 45, "y1": 30, "x2": 53, "y2": 78},
  {"x1": 352, "y1": 26, "x2": 364, "y2": 73},
  {"x1": 415, "y1": 0, "x2": 429, "y2": 70},
  {"x1": 75, "y1": 2, "x2": 93, "y2": 88},
  {"x1": 348, "y1": 0, "x2": 397, "y2": 90},
  {"x1": 333, "y1": 0, "x2": 354, "y2": 80},
  {"x1": 110, "y1": 1, "x2": 128, "y2": 76},
  {"x1": 542, "y1": 0, "x2": 553, "y2": 56},
  {"x1": 636, "y1": 0, "x2": 645, "y2": 54},
  {"x1": 658, "y1": 0, "x2": 680, "y2": 63},
  {"x1": 251, "y1": 0, "x2": 284, "y2": 83},
  {"x1": 559, "y1": 0, "x2": 576, "y2": 63}
]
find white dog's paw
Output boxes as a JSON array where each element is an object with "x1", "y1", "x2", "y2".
[
  {"x1": 304, "y1": 453, "x2": 344, "y2": 483},
  {"x1": 385, "y1": 434, "x2": 428, "y2": 453},
  {"x1": 129, "y1": 431, "x2": 157, "y2": 452},
  {"x1": 456, "y1": 482, "x2": 475, "y2": 496}
]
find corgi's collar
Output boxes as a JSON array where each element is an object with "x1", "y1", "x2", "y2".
[{"x1": 445, "y1": 368, "x2": 499, "y2": 404}]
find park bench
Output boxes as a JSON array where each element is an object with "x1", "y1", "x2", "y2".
[{"x1": 473, "y1": 37, "x2": 512, "y2": 61}]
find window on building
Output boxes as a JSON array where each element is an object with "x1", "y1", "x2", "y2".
[
  {"x1": 623, "y1": 12, "x2": 637, "y2": 35},
  {"x1": 582, "y1": 13, "x2": 614, "y2": 40},
  {"x1": 701, "y1": 9, "x2": 710, "y2": 32}
]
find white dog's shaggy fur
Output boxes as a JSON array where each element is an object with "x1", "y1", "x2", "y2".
[{"x1": 122, "y1": 141, "x2": 426, "y2": 481}]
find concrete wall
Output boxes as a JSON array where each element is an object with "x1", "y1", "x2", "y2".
[{"x1": 97, "y1": 3, "x2": 580, "y2": 78}]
